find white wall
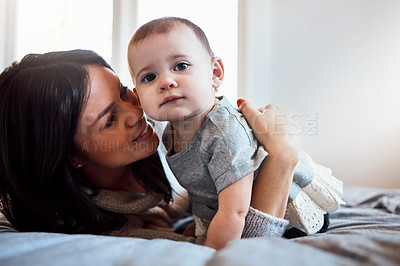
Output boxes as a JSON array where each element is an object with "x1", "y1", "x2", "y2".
[
  {"x1": 0, "y1": 0, "x2": 16, "y2": 70},
  {"x1": 111, "y1": 0, "x2": 138, "y2": 89},
  {"x1": 239, "y1": 0, "x2": 400, "y2": 188}
]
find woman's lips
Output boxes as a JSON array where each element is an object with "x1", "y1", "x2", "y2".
[{"x1": 160, "y1": 95, "x2": 184, "y2": 106}]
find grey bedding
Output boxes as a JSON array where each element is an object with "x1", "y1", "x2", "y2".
[{"x1": 0, "y1": 186, "x2": 399, "y2": 266}]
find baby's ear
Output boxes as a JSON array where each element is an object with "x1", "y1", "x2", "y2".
[{"x1": 212, "y1": 57, "x2": 224, "y2": 89}]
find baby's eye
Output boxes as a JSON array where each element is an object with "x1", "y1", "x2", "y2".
[
  {"x1": 174, "y1": 62, "x2": 189, "y2": 71},
  {"x1": 142, "y1": 74, "x2": 156, "y2": 83}
]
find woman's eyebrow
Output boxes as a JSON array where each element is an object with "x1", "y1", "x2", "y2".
[{"x1": 90, "y1": 102, "x2": 115, "y2": 128}]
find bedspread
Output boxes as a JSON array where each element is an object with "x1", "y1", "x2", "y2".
[{"x1": 1, "y1": 186, "x2": 399, "y2": 266}]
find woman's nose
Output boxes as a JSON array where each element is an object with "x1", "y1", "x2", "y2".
[
  {"x1": 131, "y1": 89, "x2": 141, "y2": 107},
  {"x1": 159, "y1": 74, "x2": 177, "y2": 91},
  {"x1": 123, "y1": 107, "x2": 144, "y2": 129},
  {"x1": 123, "y1": 91, "x2": 144, "y2": 129}
]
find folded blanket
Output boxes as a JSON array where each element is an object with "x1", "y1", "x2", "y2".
[{"x1": 378, "y1": 195, "x2": 400, "y2": 214}]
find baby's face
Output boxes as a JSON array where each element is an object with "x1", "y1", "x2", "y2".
[{"x1": 128, "y1": 25, "x2": 220, "y2": 123}]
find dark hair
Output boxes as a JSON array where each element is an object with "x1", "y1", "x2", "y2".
[
  {"x1": 129, "y1": 16, "x2": 214, "y2": 57},
  {"x1": 0, "y1": 49, "x2": 171, "y2": 234}
]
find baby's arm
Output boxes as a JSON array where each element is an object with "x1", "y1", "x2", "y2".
[{"x1": 203, "y1": 172, "x2": 254, "y2": 250}]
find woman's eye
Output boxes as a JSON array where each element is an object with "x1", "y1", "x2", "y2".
[
  {"x1": 174, "y1": 62, "x2": 189, "y2": 71},
  {"x1": 105, "y1": 112, "x2": 116, "y2": 128},
  {"x1": 142, "y1": 74, "x2": 156, "y2": 83},
  {"x1": 120, "y1": 86, "x2": 128, "y2": 99}
]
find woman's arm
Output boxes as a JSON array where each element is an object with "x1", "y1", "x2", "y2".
[{"x1": 238, "y1": 100, "x2": 302, "y2": 219}]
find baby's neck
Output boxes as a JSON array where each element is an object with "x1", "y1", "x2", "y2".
[
  {"x1": 170, "y1": 97, "x2": 220, "y2": 153},
  {"x1": 170, "y1": 115, "x2": 204, "y2": 153}
]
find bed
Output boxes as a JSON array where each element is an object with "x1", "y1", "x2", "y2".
[{"x1": 0, "y1": 186, "x2": 399, "y2": 266}]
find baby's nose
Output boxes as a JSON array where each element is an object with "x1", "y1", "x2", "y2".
[{"x1": 159, "y1": 74, "x2": 177, "y2": 90}]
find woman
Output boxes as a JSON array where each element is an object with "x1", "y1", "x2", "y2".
[{"x1": 0, "y1": 50, "x2": 300, "y2": 243}]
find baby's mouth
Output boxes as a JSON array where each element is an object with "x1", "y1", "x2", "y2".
[{"x1": 160, "y1": 95, "x2": 184, "y2": 106}]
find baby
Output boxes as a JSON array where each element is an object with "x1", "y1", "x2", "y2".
[{"x1": 128, "y1": 17, "x2": 344, "y2": 250}]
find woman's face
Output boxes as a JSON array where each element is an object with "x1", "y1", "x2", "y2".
[{"x1": 74, "y1": 65, "x2": 159, "y2": 169}]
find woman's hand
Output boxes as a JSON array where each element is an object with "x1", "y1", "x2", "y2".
[
  {"x1": 182, "y1": 221, "x2": 196, "y2": 237},
  {"x1": 143, "y1": 223, "x2": 175, "y2": 232},
  {"x1": 237, "y1": 99, "x2": 302, "y2": 168},
  {"x1": 237, "y1": 99, "x2": 302, "y2": 218}
]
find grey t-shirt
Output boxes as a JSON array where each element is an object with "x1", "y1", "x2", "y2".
[{"x1": 163, "y1": 96, "x2": 268, "y2": 221}]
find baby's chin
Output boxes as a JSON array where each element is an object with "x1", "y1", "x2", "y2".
[{"x1": 147, "y1": 112, "x2": 181, "y2": 123}]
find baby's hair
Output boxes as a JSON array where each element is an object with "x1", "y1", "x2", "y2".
[{"x1": 129, "y1": 17, "x2": 214, "y2": 58}]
